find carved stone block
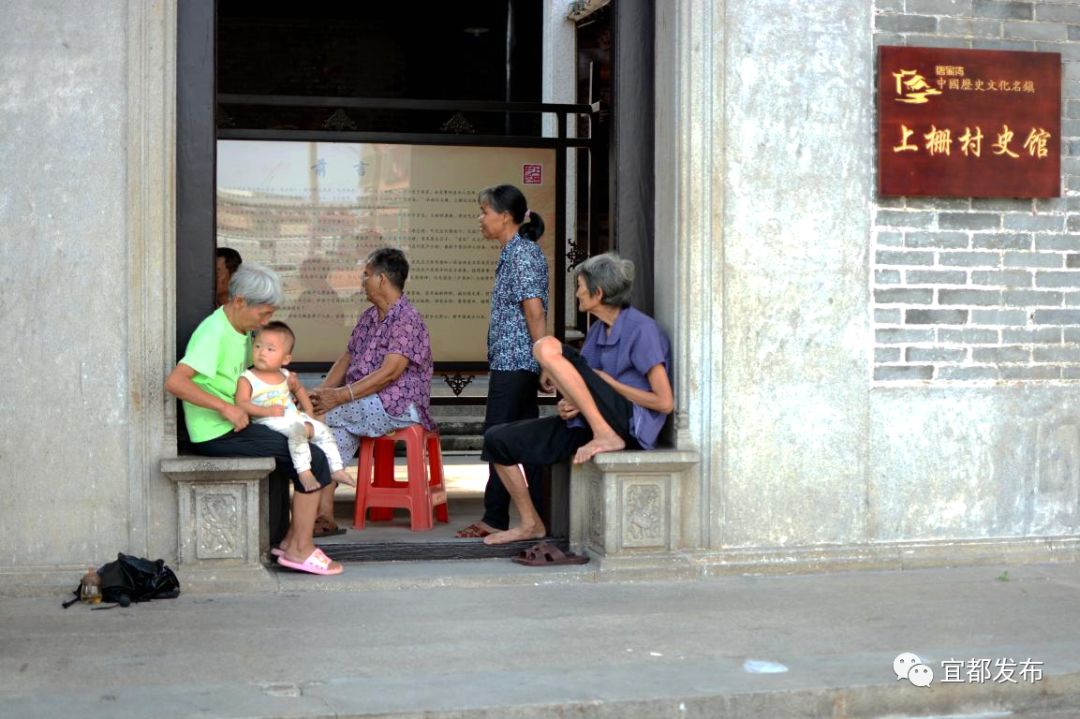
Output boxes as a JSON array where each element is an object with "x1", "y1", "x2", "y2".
[
  {"x1": 161, "y1": 457, "x2": 274, "y2": 568},
  {"x1": 622, "y1": 480, "x2": 667, "y2": 548},
  {"x1": 588, "y1": 474, "x2": 605, "y2": 549},
  {"x1": 571, "y1": 450, "x2": 698, "y2": 560},
  {"x1": 194, "y1": 487, "x2": 242, "y2": 559}
]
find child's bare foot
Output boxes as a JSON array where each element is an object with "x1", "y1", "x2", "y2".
[
  {"x1": 331, "y1": 469, "x2": 356, "y2": 488},
  {"x1": 573, "y1": 433, "x2": 625, "y2": 464},
  {"x1": 298, "y1": 470, "x2": 320, "y2": 492},
  {"x1": 483, "y1": 522, "x2": 546, "y2": 545}
]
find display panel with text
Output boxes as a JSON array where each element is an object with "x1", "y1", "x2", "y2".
[{"x1": 217, "y1": 141, "x2": 557, "y2": 364}]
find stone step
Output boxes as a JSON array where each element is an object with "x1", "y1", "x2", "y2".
[
  {"x1": 440, "y1": 435, "x2": 484, "y2": 452},
  {"x1": 434, "y1": 419, "x2": 485, "y2": 436},
  {"x1": 431, "y1": 406, "x2": 556, "y2": 419},
  {"x1": 428, "y1": 403, "x2": 487, "y2": 418}
]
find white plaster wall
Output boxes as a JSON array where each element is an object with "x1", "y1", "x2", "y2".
[
  {"x1": 870, "y1": 386, "x2": 1080, "y2": 540},
  {"x1": 654, "y1": 0, "x2": 725, "y2": 550},
  {"x1": 542, "y1": 0, "x2": 577, "y2": 133},
  {"x1": 0, "y1": 1, "x2": 132, "y2": 566},
  {"x1": 719, "y1": 0, "x2": 873, "y2": 547}
]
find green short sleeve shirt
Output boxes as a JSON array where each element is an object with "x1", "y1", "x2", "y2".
[{"x1": 179, "y1": 307, "x2": 251, "y2": 443}]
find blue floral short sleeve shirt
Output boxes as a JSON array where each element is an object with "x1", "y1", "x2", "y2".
[{"x1": 488, "y1": 234, "x2": 548, "y2": 372}]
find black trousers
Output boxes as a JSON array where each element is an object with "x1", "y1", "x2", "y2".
[
  {"x1": 482, "y1": 345, "x2": 639, "y2": 468},
  {"x1": 190, "y1": 423, "x2": 332, "y2": 546},
  {"x1": 481, "y1": 370, "x2": 543, "y2": 531}
]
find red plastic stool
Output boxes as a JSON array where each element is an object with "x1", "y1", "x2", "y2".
[{"x1": 353, "y1": 425, "x2": 449, "y2": 531}]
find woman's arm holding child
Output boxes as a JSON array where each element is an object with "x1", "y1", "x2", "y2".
[{"x1": 166, "y1": 363, "x2": 249, "y2": 431}]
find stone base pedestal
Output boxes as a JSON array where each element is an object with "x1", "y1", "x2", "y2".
[
  {"x1": 160, "y1": 457, "x2": 275, "y2": 569},
  {"x1": 571, "y1": 451, "x2": 699, "y2": 562}
]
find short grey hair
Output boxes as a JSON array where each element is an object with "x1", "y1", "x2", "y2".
[
  {"x1": 228, "y1": 262, "x2": 283, "y2": 306},
  {"x1": 365, "y1": 247, "x2": 409, "y2": 291},
  {"x1": 575, "y1": 252, "x2": 635, "y2": 308}
]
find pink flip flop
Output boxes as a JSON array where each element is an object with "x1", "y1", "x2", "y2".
[{"x1": 276, "y1": 548, "x2": 343, "y2": 576}]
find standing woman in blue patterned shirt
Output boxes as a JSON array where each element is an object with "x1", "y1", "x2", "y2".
[{"x1": 455, "y1": 185, "x2": 549, "y2": 538}]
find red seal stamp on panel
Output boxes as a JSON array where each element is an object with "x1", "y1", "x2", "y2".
[{"x1": 523, "y1": 164, "x2": 543, "y2": 185}]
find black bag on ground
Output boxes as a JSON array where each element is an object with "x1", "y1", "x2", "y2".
[{"x1": 63, "y1": 553, "x2": 180, "y2": 608}]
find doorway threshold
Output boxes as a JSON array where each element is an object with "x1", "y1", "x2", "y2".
[
  {"x1": 316, "y1": 536, "x2": 568, "y2": 562},
  {"x1": 272, "y1": 554, "x2": 598, "y2": 593},
  {"x1": 174, "y1": 552, "x2": 599, "y2": 596},
  {"x1": 318, "y1": 457, "x2": 564, "y2": 562}
]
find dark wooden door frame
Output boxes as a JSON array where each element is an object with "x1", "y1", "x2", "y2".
[
  {"x1": 611, "y1": 0, "x2": 656, "y2": 315},
  {"x1": 177, "y1": 0, "x2": 216, "y2": 359}
]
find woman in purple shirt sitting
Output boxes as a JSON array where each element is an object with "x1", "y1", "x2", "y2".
[
  {"x1": 309, "y1": 248, "x2": 435, "y2": 525},
  {"x1": 482, "y1": 252, "x2": 674, "y2": 546}
]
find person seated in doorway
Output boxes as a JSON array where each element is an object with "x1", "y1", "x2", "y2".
[
  {"x1": 165, "y1": 263, "x2": 343, "y2": 576},
  {"x1": 216, "y1": 247, "x2": 243, "y2": 308},
  {"x1": 480, "y1": 252, "x2": 674, "y2": 546},
  {"x1": 309, "y1": 248, "x2": 436, "y2": 528}
]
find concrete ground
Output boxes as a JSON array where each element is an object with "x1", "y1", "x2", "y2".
[{"x1": 2, "y1": 560, "x2": 1080, "y2": 718}]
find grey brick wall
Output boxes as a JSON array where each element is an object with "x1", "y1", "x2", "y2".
[{"x1": 873, "y1": 0, "x2": 1080, "y2": 383}]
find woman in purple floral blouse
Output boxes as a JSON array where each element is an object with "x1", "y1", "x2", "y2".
[{"x1": 309, "y1": 248, "x2": 435, "y2": 527}]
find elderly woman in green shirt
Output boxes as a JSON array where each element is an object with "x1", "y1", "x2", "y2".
[{"x1": 165, "y1": 263, "x2": 342, "y2": 576}]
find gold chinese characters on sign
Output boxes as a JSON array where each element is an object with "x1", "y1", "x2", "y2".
[
  {"x1": 891, "y1": 122, "x2": 1051, "y2": 159},
  {"x1": 879, "y1": 46, "x2": 1060, "y2": 198}
]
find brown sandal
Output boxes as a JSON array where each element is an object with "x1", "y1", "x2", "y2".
[
  {"x1": 454, "y1": 522, "x2": 493, "y2": 538},
  {"x1": 313, "y1": 517, "x2": 346, "y2": 538},
  {"x1": 512, "y1": 541, "x2": 589, "y2": 566}
]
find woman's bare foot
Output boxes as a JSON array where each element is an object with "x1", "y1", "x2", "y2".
[
  {"x1": 573, "y1": 432, "x2": 625, "y2": 464},
  {"x1": 298, "y1": 470, "x2": 320, "y2": 492},
  {"x1": 331, "y1": 469, "x2": 356, "y2": 488},
  {"x1": 483, "y1": 522, "x2": 546, "y2": 545}
]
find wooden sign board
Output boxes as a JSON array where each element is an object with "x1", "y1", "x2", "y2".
[
  {"x1": 878, "y1": 46, "x2": 1060, "y2": 198},
  {"x1": 216, "y1": 141, "x2": 557, "y2": 365}
]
